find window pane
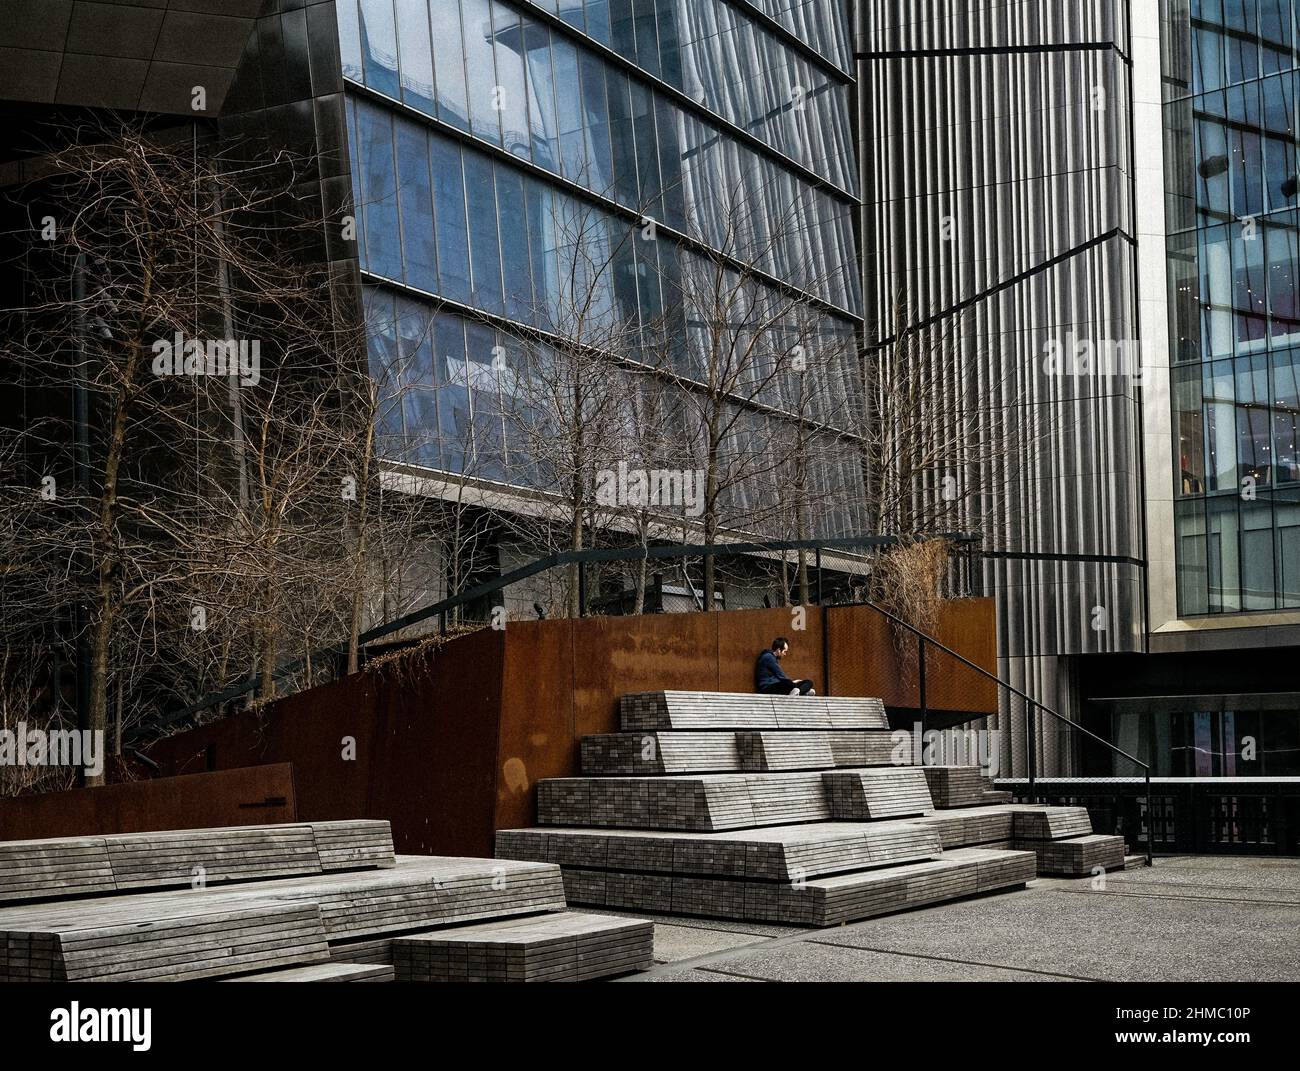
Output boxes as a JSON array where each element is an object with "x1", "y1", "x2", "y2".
[
  {"x1": 527, "y1": 178, "x2": 558, "y2": 327},
  {"x1": 358, "y1": 101, "x2": 402, "y2": 279},
  {"x1": 586, "y1": 0, "x2": 612, "y2": 47},
  {"x1": 337, "y1": 0, "x2": 363, "y2": 81},
  {"x1": 496, "y1": 166, "x2": 534, "y2": 321},
  {"x1": 396, "y1": 0, "x2": 435, "y2": 114},
  {"x1": 491, "y1": 1, "x2": 531, "y2": 161},
  {"x1": 366, "y1": 287, "x2": 403, "y2": 449},
  {"x1": 553, "y1": 38, "x2": 587, "y2": 183},
  {"x1": 430, "y1": 136, "x2": 472, "y2": 304},
  {"x1": 465, "y1": 321, "x2": 507, "y2": 481},
  {"x1": 463, "y1": 0, "x2": 503, "y2": 145},
  {"x1": 397, "y1": 297, "x2": 440, "y2": 466},
  {"x1": 607, "y1": 70, "x2": 637, "y2": 207},
  {"x1": 395, "y1": 119, "x2": 436, "y2": 289},
  {"x1": 358, "y1": 0, "x2": 399, "y2": 97},
  {"x1": 434, "y1": 313, "x2": 470, "y2": 472},
  {"x1": 580, "y1": 53, "x2": 614, "y2": 198},
  {"x1": 631, "y1": 82, "x2": 661, "y2": 218},
  {"x1": 523, "y1": 20, "x2": 558, "y2": 171},
  {"x1": 430, "y1": 0, "x2": 470, "y2": 130},
  {"x1": 464, "y1": 152, "x2": 504, "y2": 315}
]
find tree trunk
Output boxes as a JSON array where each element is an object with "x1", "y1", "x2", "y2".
[
  {"x1": 85, "y1": 324, "x2": 147, "y2": 786},
  {"x1": 346, "y1": 409, "x2": 376, "y2": 673}
]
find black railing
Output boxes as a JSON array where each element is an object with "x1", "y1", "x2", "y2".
[
  {"x1": 842, "y1": 597, "x2": 1153, "y2": 864},
  {"x1": 143, "y1": 530, "x2": 1153, "y2": 864},
  {"x1": 147, "y1": 532, "x2": 977, "y2": 732}
]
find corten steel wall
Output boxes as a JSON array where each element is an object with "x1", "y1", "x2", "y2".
[
  {"x1": 0, "y1": 764, "x2": 298, "y2": 841},
  {"x1": 825, "y1": 600, "x2": 998, "y2": 714},
  {"x1": 146, "y1": 601, "x2": 997, "y2": 856},
  {"x1": 148, "y1": 628, "x2": 506, "y2": 857}
]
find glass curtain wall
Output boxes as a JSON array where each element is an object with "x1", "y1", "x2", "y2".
[
  {"x1": 1165, "y1": 0, "x2": 1300, "y2": 613},
  {"x1": 337, "y1": 0, "x2": 865, "y2": 537}
]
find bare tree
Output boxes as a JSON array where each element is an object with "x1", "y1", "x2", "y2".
[
  {"x1": 670, "y1": 182, "x2": 860, "y2": 608},
  {"x1": 497, "y1": 197, "x2": 648, "y2": 617},
  {"x1": 0, "y1": 117, "x2": 410, "y2": 780}
]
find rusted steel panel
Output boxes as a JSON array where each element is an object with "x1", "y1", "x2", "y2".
[
  {"x1": 0, "y1": 764, "x2": 297, "y2": 841},
  {"x1": 368, "y1": 627, "x2": 505, "y2": 857},
  {"x1": 924, "y1": 599, "x2": 998, "y2": 712},
  {"x1": 494, "y1": 618, "x2": 576, "y2": 834},
  {"x1": 569, "y1": 612, "x2": 719, "y2": 739},
  {"x1": 147, "y1": 629, "x2": 507, "y2": 858},
  {"x1": 148, "y1": 671, "x2": 377, "y2": 822},
  {"x1": 716, "y1": 607, "x2": 824, "y2": 694},
  {"x1": 826, "y1": 600, "x2": 998, "y2": 715}
]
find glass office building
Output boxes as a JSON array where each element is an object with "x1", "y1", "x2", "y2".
[
  {"x1": 333, "y1": 0, "x2": 866, "y2": 535},
  {"x1": 1165, "y1": 0, "x2": 1300, "y2": 613}
]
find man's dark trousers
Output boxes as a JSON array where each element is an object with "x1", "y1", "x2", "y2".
[{"x1": 759, "y1": 679, "x2": 813, "y2": 696}]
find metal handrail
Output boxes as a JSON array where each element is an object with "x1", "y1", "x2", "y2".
[
  {"x1": 147, "y1": 532, "x2": 979, "y2": 729},
  {"x1": 142, "y1": 533, "x2": 1156, "y2": 862},
  {"x1": 833, "y1": 598, "x2": 1154, "y2": 864}
]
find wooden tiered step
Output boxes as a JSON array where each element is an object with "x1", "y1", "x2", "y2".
[
  {"x1": 393, "y1": 912, "x2": 653, "y2": 982},
  {"x1": 823, "y1": 768, "x2": 934, "y2": 819},
  {"x1": 0, "y1": 850, "x2": 569, "y2": 980},
  {"x1": 1009, "y1": 806, "x2": 1126, "y2": 874},
  {"x1": 537, "y1": 772, "x2": 831, "y2": 830},
  {"x1": 0, "y1": 896, "x2": 330, "y2": 981},
  {"x1": 558, "y1": 847, "x2": 1036, "y2": 926},
  {"x1": 1012, "y1": 807, "x2": 1093, "y2": 840},
  {"x1": 308, "y1": 820, "x2": 396, "y2": 870},
  {"x1": 581, "y1": 732, "x2": 740, "y2": 775},
  {"x1": 222, "y1": 962, "x2": 394, "y2": 982},
  {"x1": 0, "y1": 837, "x2": 116, "y2": 905},
  {"x1": 497, "y1": 821, "x2": 943, "y2": 881},
  {"x1": 580, "y1": 730, "x2": 896, "y2": 775},
  {"x1": 620, "y1": 692, "x2": 888, "y2": 731},
  {"x1": 911, "y1": 806, "x2": 1015, "y2": 848},
  {"x1": 507, "y1": 690, "x2": 1114, "y2": 929},
  {"x1": 0, "y1": 820, "x2": 395, "y2": 904},
  {"x1": 1023, "y1": 835, "x2": 1127, "y2": 874},
  {"x1": 737, "y1": 731, "x2": 833, "y2": 771},
  {"x1": 198, "y1": 856, "x2": 567, "y2": 942},
  {"x1": 105, "y1": 825, "x2": 323, "y2": 890},
  {"x1": 921, "y1": 766, "x2": 989, "y2": 808}
]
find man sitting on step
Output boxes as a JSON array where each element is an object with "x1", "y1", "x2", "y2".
[{"x1": 755, "y1": 637, "x2": 815, "y2": 696}]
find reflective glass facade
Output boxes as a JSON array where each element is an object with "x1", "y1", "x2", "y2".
[
  {"x1": 1164, "y1": 0, "x2": 1300, "y2": 612},
  {"x1": 335, "y1": 0, "x2": 865, "y2": 536}
]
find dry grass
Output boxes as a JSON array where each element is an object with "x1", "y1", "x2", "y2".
[{"x1": 870, "y1": 538, "x2": 951, "y2": 673}]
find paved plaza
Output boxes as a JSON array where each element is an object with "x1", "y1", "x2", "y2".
[{"x1": 612, "y1": 856, "x2": 1300, "y2": 982}]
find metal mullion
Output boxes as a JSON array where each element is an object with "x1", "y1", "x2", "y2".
[
  {"x1": 502, "y1": 0, "x2": 857, "y2": 202},
  {"x1": 344, "y1": 78, "x2": 862, "y2": 322}
]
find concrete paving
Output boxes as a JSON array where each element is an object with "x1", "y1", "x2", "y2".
[{"x1": 617, "y1": 855, "x2": 1300, "y2": 982}]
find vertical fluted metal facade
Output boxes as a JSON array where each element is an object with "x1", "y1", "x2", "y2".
[{"x1": 857, "y1": 1, "x2": 1147, "y2": 774}]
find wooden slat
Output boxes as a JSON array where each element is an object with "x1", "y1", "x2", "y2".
[
  {"x1": 559, "y1": 848, "x2": 1036, "y2": 926},
  {"x1": 392, "y1": 912, "x2": 653, "y2": 982},
  {"x1": 619, "y1": 692, "x2": 888, "y2": 731},
  {"x1": 823, "y1": 768, "x2": 934, "y2": 819},
  {"x1": 498, "y1": 820, "x2": 944, "y2": 881},
  {"x1": 920, "y1": 766, "x2": 989, "y2": 808},
  {"x1": 0, "y1": 820, "x2": 396, "y2": 904}
]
